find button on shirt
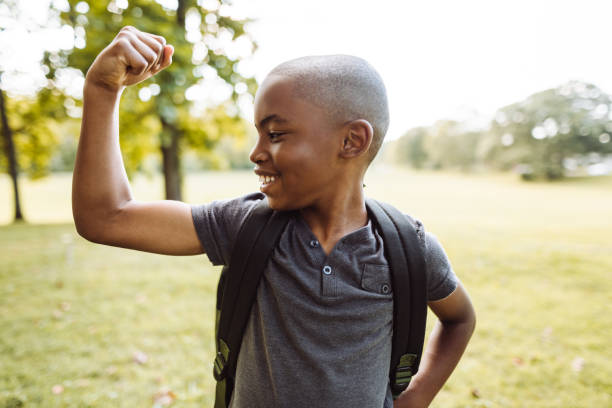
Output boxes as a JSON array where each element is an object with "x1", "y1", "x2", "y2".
[{"x1": 191, "y1": 193, "x2": 458, "y2": 408}]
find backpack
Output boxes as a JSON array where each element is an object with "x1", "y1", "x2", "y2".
[{"x1": 212, "y1": 195, "x2": 428, "y2": 408}]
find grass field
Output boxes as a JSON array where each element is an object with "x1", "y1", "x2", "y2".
[{"x1": 1, "y1": 168, "x2": 611, "y2": 407}]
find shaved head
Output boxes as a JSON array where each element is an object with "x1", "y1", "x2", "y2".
[{"x1": 266, "y1": 55, "x2": 389, "y2": 163}]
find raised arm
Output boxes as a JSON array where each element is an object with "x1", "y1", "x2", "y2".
[
  {"x1": 394, "y1": 282, "x2": 476, "y2": 408},
  {"x1": 73, "y1": 26, "x2": 203, "y2": 255}
]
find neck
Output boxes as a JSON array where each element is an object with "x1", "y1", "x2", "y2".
[{"x1": 299, "y1": 179, "x2": 367, "y2": 254}]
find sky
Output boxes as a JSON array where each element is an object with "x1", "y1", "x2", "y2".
[
  {"x1": 3, "y1": 0, "x2": 612, "y2": 141},
  {"x1": 233, "y1": 0, "x2": 612, "y2": 139}
]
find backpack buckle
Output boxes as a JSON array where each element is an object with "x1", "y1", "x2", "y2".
[
  {"x1": 392, "y1": 353, "x2": 418, "y2": 396},
  {"x1": 213, "y1": 338, "x2": 230, "y2": 381}
]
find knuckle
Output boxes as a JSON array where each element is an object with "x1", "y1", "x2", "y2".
[
  {"x1": 116, "y1": 30, "x2": 135, "y2": 43},
  {"x1": 146, "y1": 52, "x2": 157, "y2": 64},
  {"x1": 154, "y1": 35, "x2": 166, "y2": 45},
  {"x1": 115, "y1": 37, "x2": 130, "y2": 50},
  {"x1": 153, "y1": 40, "x2": 163, "y2": 51},
  {"x1": 135, "y1": 60, "x2": 147, "y2": 71}
]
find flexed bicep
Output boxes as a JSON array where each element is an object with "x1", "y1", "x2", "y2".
[{"x1": 80, "y1": 199, "x2": 205, "y2": 256}]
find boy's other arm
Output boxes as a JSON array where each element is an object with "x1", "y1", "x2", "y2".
[
  {"x1": 394, "y1": 282, "x2": 476, "y2": 408},
  {"x1": 73, "y1": 26, "x2": 203, "y2": 256}
]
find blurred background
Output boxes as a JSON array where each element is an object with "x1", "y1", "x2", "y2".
[{"x1": 1, "y1": 0, "x2": 611, "y2": 407}]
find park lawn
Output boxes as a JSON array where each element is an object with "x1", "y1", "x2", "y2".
[{"x1": 1, "y1": 168, "x2": 611, "y2": 407}]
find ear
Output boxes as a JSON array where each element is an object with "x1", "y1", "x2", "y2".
[{"x1": 339, "y1": 119, "x2": 374, "y2": 159}]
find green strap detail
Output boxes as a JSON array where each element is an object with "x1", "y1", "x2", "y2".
[
  {"x1": 213, "y1": 338, "x2": 230, "y2": 379},
  {"x1": 396, "y1": 370, "x2": 414, "y2": 380},
  {"x1": 218, "y1": 338, "x2": 230, "y2": 360},
  {"x1": 214, "y1": 378, "x2": 227, "y2": 408},
  {"x1": 398, "y1": 353, "x2": 417, "y2": 368},
  {"x1": 392, "y1": 353, "x2": 418, "y2": 395},
  {"x1": 215, "y1": 309, "x2": 221, "y2": 336}
]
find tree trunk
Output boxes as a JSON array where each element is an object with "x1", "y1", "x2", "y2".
[
  {"x1": 157, "y1": 0, "x2": 186, "y2": 201},
  {"x1": 160, "y1": 120, "x2": 182, "y2": 201},
  {"x1": 0, "y1": 88, "x2": 24, "y2": 221}
]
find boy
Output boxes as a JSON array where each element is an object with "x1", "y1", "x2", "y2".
[{"x1": 73, "y1": 26, "x2": 476, "y2": 408}]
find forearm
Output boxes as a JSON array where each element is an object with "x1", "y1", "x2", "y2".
[
  {"x1": 72, "y1": 82, "x2": 132, "y2": 234},
  {"x1": 394, "y1": 318, "x2": 475, "y2": 407}
]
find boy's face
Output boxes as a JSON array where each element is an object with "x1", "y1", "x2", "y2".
[{"x1": 251, "y1": 74, "x2": 344, "y2": 210}]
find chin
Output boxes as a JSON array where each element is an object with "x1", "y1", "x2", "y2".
[{"x1": 266, "y1": 198, "x2": 287, "y2": 211}]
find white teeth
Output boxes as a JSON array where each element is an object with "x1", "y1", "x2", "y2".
[{"x1": 259, "y1": 175, "x2": 277, "y2": 185}]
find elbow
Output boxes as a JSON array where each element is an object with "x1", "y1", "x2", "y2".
[
  {"x1": 72, "y1": 206, "x2": 119, "y2": 245},
  {"x1": 73, "y1": 214, "x2": 105, "y2": 244},
  {"x1": 461, "y1": 301, "x2": 477, "y2": 335},
  {"x1": 468, "y1": 312, "x2": 476, "y2": 337},
  {"x1": 464, "y1": 306, "x2": 477, "y2": 340}
]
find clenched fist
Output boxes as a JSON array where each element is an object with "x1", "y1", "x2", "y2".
[{"x1": 85, "y1": 26, "x2": 174, "y2": 92}]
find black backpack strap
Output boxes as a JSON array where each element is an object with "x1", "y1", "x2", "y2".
[
  {"x1": 365, "y1": 198, "x2": 428, "y2": 398},
  {"x1": 213, "y1": 197, "x2": 292, "y2": 408}
]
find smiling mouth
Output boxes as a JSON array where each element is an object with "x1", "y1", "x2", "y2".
[{"x1": 259, "y1": 175, "x2": 278, "y2": 187}]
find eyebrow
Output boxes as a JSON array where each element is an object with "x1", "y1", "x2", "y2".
[{"x1": 257, "y1": 114, "x2": 289, "y2": 129}]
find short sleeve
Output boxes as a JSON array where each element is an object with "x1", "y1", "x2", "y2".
[
  {"x1": 422, "y1": 230, "x2": 458, "y2": 301},
  {"x1": 190, "y1": 192, "x2": 264, "y2": 266}
]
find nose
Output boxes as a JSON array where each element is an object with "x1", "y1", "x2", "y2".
[{"x1": 249, "y1": 136, "x2": 268, "y2": 164}]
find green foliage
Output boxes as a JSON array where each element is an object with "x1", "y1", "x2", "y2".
[
  {"x1": 390, "y1": 127, "x2": 429, "y2": 169},
  {"x1": 0, "y1": 1, "x2": 71, "y2": 181},
  {"x1": 485, "y1": 81, "x2": 612, "y2": 180},
  {"x1": 48, "y1": 0, "x2": 257, "y2": 178},
  {"x1": 1, "y1": 91, "x2": 68, "y2": 179},
  {"x1": 182, "y1": 104, "x2": 255, "y2": 169},
  {"x1": 388, "y1": 81, "x2": 612, "y2": 181},
  {"x1": 386, "y1": 121, "x2": 483, "y2": 172}
]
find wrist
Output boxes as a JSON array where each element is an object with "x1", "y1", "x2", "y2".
[
  {"x1": 394, "y1": 392, "x2": 429, "y2": 408},
  {"x1": 83, "y1": 78, "x2": 124, "y2": 99},
  {"x1": 393, "y1": 378, "x2": 433, "y2": 408}
]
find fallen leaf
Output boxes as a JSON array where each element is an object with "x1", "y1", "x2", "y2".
[
  {"x1": 59, "y1": 301, "x2": 71, "y2": 311},
  {"x1": 133, "y1": 350, "x2": 148, "y2": 365},
  {"x1": 153, "y1": 387, "x2": 177, "y2": 406},
  {"x1": 512, "y1": 357, "x2": 524, "y2": 366},
  {"x1": 52, "y1": 385, "x2": 64, "y2": 395},
  {"x1": 471, "y1": 388, "x2": 481, "y2": 398}
]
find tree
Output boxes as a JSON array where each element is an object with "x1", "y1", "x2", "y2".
[
  {"x1": 392, "y1": 127, "x2": 429, "y2": 169},
  {"x1": 0, "y1": 87, "x2": 22, "y2": 220},
  {"x1": 484, "y1": 81, "x2": 612, "y2": 180},
  {"x1": 52, "y1": 0, "x2": 257, "y2": 200},
  {"x1": 424, "y1": 120, "x2": 482, "y2": 171},
  {"x1": 0, "y1": 0, "x2": 71, "y2": 222},
  {"x1": 386, "y1": 121, "x2": 483, "y2": 171}
]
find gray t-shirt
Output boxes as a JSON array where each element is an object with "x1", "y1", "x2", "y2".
[{"x1": 192, "y1": 193, "x2": 458, "y2": 408}]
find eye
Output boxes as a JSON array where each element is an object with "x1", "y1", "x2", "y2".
[{"x1": 268, "y1": 132, "x2": 285, "y2": 142}]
